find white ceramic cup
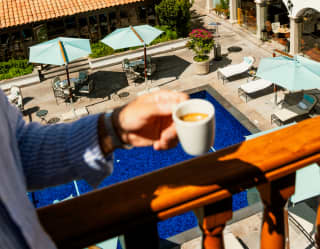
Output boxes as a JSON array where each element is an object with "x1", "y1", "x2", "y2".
[{"x1": 172, "y1": 99, "x2": 215, "y2": 156}]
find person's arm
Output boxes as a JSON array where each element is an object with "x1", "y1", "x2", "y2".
[
  {"x1": 17, "y1": 114, "x2": 113, "y2": 191},
  {"x1": 16, "y1": 90, "x2": 188, "y2": 190}
]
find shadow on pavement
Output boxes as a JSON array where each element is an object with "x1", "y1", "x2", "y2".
[
  {"x1": 152, "y1": 55, "x2": 191, "y2": 81},
  {"x1": 23, "y1": 96, "x2": 34, "y2": 106},
  {"x1": 89, "y1": 71, "x2": 129, "y2": 99},
  {"x1": 23, "y1": 106, "x2": 40, "y2": 122},
  {"x1": 211, "y1": 54, "x2": 232, "y2": 73}
]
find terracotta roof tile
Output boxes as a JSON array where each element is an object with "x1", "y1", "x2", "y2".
[{"x1": 0, "y1": 0, "x2": 144, "y2": 28}]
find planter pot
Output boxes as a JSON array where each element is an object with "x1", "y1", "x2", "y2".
[{"x1": 193, "y1": 58, "x2": 210, "y2": 75}]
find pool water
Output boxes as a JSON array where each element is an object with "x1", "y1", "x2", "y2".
[{"x1": 29, "y1": 90, "x2": 251, "y2": 239}]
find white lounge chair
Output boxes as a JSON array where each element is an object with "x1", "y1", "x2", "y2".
[
  {"x1": 7, "y1": 85, "x2": 24, "y2": 111},
  {"x1": 271, "y1": 94, "x2": 317, "y2": 126},
  {"x1": 217, "y1": 56, "x2": 255, "y2": 84},
  {"x1": 238, "y1": 79, "x2": 273, "y2": 102}
]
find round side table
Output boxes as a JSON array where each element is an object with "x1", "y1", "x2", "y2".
[
  {"x1": 36, "y1": 110, "x2": 48, "y2": 123},
  {"x1": 47, "y1": 117, "x2": 60, "y2": 124}
]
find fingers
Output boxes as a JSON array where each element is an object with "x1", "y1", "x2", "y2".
[
  {"x1": 136, "y1": 90, "x2": 189, "y2": 119},
  {"x1": 118, "y1": 90, "x2": 189, "y2": 132},
  {"x1": 152, "y1": 90, "x2": 189, "y2": 115},
  {"x1": 153, "y1": 123, "x2": 179, "y2": 150}
]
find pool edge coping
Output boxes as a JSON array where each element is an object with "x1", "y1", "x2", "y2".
[{"x1": 184, "y1": 84, "x2": 261, "y2": 135}]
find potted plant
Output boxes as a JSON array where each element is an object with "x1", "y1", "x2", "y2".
[
  {"x1": 187, "y1": 28, "x2": 214, "y2": 75},
  {"x1": 222, "y1": 9, "x2": 230, "y2": 19}
]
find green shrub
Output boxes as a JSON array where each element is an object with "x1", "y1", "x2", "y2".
[
  {"x1": 155, "y1": 0, "x2": 192, "y2": 37},
  {"x1": 150, "y1": 25, "x2": 178, "y2": 45},
  {"x1": 220, "y1": 0, "x2": 229, "y2": 10},
  {"x1": 90, "y1": 42, "x2": 115, "y2": 58},
  {"x1": 0, "y1": 59, "x2": 33, "y2": 80}
]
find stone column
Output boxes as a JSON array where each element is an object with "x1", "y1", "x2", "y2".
[
  {"x1": 289, "y1": 17, "x2": 302, "y2": 55},
  {"x1": 206, "y1": 0, "x2": 213, "y2": 14},
  {"x1": 256, "y1": 2, "x2": 266, "y2": 40},
  {"x1": 229, "y1": 0, "x2": 237, "y2": 24}
]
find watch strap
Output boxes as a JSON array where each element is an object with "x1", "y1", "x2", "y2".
[{"x1": 104, "y1": 113, "x2": 133, "y2": 149}]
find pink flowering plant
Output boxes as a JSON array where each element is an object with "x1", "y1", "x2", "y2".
[{"x1": 187, "y1": 28, "x2": 214, "y2": 62}]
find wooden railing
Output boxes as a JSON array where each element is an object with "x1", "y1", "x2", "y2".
[{"x1": 37, "y1": 116, "x2": 320, "y2": 249}]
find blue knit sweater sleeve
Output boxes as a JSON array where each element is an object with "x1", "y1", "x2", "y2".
[{"x1": 16, "y1": 114, "x2": 113, "y2": 191}]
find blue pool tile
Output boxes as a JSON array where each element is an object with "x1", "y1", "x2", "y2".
[{"x1": 29, "y1": 90, "x2": 251, "y2": 238}]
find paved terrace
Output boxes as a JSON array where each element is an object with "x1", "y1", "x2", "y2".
[
  {"x1": 20, "y1": 16, "x2": 278, "y2": 132},
  {"x1": 11, "y1": 12, "x2": 318, "y2": 249}
]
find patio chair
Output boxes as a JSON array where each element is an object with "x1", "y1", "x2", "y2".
[
  {"x1": 271, "y1": 22, "x2": 281, "y2": 35},
  {"x1": 147, "y1": 63, "x2": 156, "y2": 77},
  {"x1": 217, "y1": 56, "x2": 255, "y2": 84},
  {"x1": 122, "y1": 58, "x2": 130, "y2": 72},
  {"x1": 7, "y1": 85, "x2": 24, "y2": 111},
  {"x1": 78, "y1": 79, "x2": 94, "y2": 95},
  {"x1": 271, "y1": 93, "x2": 317, "y2": 126},
  {"x1": 52, "y1": 76, "x2": 61, "y2": 88},
  {"x1": 51, "y1": 78, "x2": 68, "y2": 105},
  {"x1": 238, "y1": 79, "x2": 273, "y2": 102},
  {"x1": 146, "y1": 55, "x2": 152, "y2": 65},
  {"x1": 78, "y1": 70, "x2": 89, "y2": 84},
  {"x1": 122, "y1": 58, "x2": 136, "y2": 80}
]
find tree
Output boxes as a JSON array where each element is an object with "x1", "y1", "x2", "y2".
[
  {"x1": 155, "y1": 0, "x2": 193, "y2": 37},
  {"x1": 220, "y1": 0, "x2": 229, "y2": 10}
]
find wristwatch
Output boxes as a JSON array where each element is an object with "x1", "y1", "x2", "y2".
[{"x1": 104, "y1": 113, "x2": 133, "y2": 149}]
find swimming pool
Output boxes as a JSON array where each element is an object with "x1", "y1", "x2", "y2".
[{"x1": 29, "y1": 89, "x2": 251, "y2": 239}]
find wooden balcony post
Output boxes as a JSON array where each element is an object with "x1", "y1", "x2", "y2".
[
  {"x1": 194, "y1": 197, "x2": 233, "y2": 249},
  {"x1": 258, "y1": 174, "x2": 295, "y2": 249},
  {"x1": 123, "y1": 220, "x2": 159, "y2": 249}
]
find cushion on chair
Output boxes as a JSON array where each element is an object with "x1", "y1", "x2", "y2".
[
  {"x1": 298, "y1": 101, "x2": 308, "y2": 110},
  {"x1": 303, "y1": 94, "x2": 315, "y2": 105},
  {"x1": 80, "y1": 85, "x2": 89, "y2": 91},
  {"x1": 243, "y1": 57, "x2": 253, "y2": 65}
]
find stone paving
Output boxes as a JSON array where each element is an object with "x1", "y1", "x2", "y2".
[
  {"x1": 10, "y1": 8, "x2": 318, "y2": 249},
  {"x1": 20, "y1": 14, "x2": 281, "y2": 132}
]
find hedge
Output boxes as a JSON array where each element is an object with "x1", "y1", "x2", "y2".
[{"x1": 0, "y1": 59, "x2": 34, "y2": 81}]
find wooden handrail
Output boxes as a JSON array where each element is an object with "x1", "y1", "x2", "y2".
[
  {"x1": 37, "y1": 116, "x2": 320, "y2": 248},
  {"x1": 273, "y1": 49, "x2": 294, "y2": 58}
]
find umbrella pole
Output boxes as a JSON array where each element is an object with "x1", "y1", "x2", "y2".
[
  {"x1": 65, "y1": 65, "x2": 73, "y2": 103},
  {"x1": 274, "y1": 84, "x2": 277, "y2": 105},
  {"x1": 59, "y1": 40, "x2": 73, "y2": 103},
  {"x1": 144, "y1": 44, "x2": 147, "y2": 84}
]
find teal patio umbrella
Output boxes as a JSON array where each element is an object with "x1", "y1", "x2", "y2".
[
  {"x1": 256, "y1": 55, "x2": 320, "y2": 103},
  {"x1": 101, "y1": 25, "x2": 163, "y2": 81},
  {"x1": 29, "y1": 37, "x2": 91, "y2": 100}
]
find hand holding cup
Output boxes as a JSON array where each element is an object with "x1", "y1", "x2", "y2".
[{"x1": 172, "y1": 99, "x2": 215, "y2": 156}]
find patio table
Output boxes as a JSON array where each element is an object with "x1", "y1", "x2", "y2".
[
  {"x1": 276, "y1": 27, "x2": 290, "y2": 34},
  {"x1": 128, "y1": 60, "x2": 144, "y2": 68},
  {"x1": 55, "y1": 78, "x2": 82, "y2": 89}
]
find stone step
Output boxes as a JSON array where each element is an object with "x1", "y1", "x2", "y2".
[
  {"x1": 41, "y1": 64, "x2": 90, "y2": 81},
  {"x1": 41, "y1": 58, "x2": 89, "y2": 76}
]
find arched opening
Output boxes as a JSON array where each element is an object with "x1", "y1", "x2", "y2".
[
  {"x1": 238, "y1": 0, "x2": 257, "y2": 34},
  {"x1": 299, "y1": 8, "x2": 320, "y2": 61},
  {"x1": 264, "y1": 1, "x2": 290, "y2": 49}
]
